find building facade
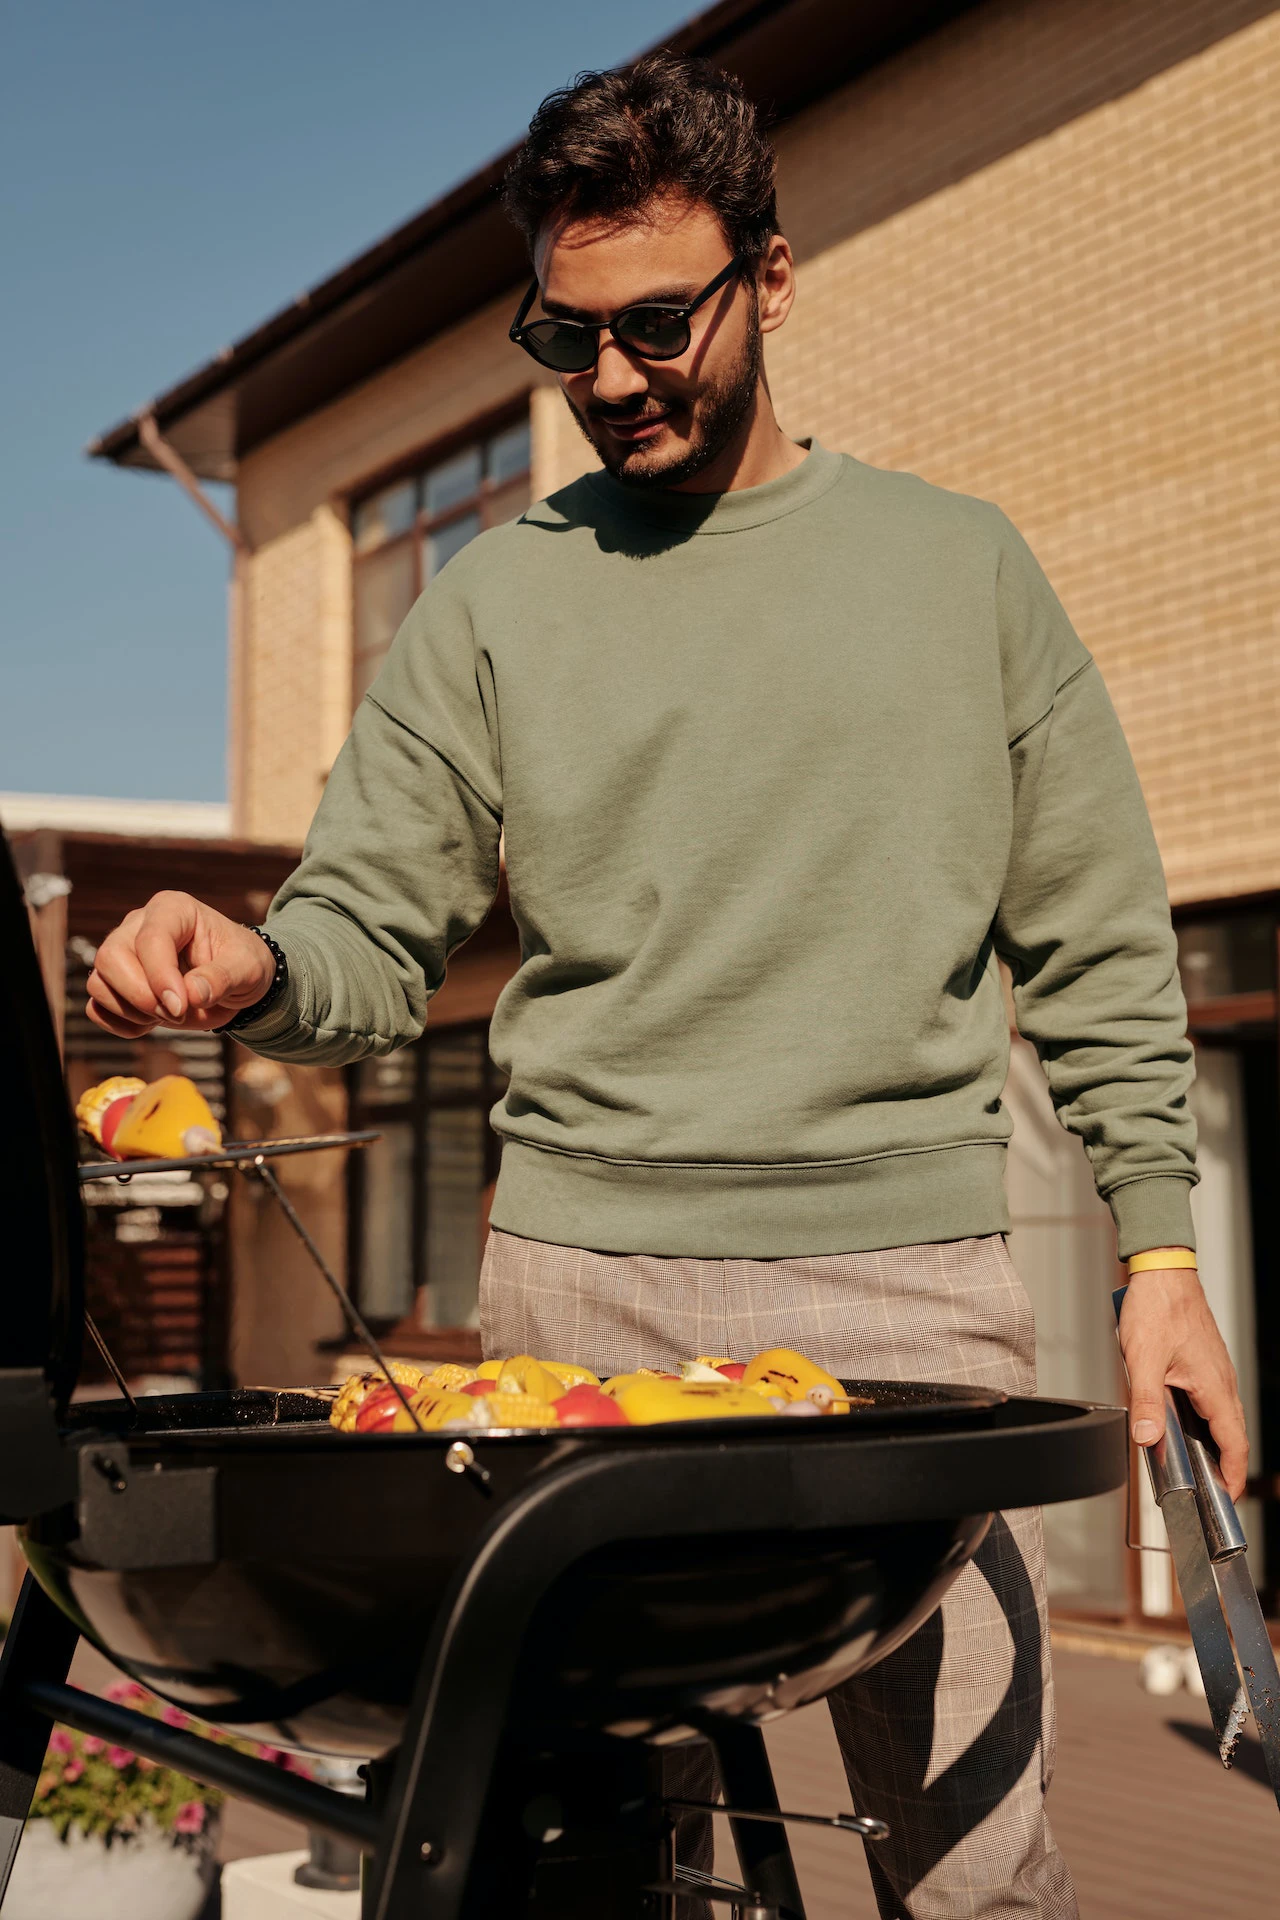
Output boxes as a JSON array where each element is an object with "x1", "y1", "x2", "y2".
[{"x1": 92, "y1": 0, "x2": 1280, "y2": 1617}]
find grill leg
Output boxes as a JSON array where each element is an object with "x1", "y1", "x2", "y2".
[
  {"x1": 0, "y1": 1573, "x2": 81, "y2": 1904},
  {"x1": 705, "y1": 1723, "x2": 806, "y2": 1920}
]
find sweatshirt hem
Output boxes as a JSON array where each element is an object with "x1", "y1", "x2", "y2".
[{"x1": 490, "y1": 1138, "x2": 1010, "y2": 1259}]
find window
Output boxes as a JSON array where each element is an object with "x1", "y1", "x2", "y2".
[
  {"x1": 348, "y1": 1022, "x2": 507, "y2": 1332},
  {"x1": 351, "y1": 415, "x2": 532, "y2": 703}
]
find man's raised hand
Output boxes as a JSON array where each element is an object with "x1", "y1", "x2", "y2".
[{"x1": 86, "y1": 892, "x2": 276, "y2": 1037}]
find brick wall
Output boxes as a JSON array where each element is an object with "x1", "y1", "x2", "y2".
[
  {"x1": 233, "y1": 0, "x2": 1280, "y2": 903},
  {"x1": 768, "y1": 0, "x2": 1280, "y2": 904}
]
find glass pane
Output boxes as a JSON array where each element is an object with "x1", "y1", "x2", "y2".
[
  {"x1": 427, "y1": 1028, "x2": 486, "y2": 1098},
  {"x1": 1177, "y1": 914, "x2": 1277, "y2": 1002},
  {"x1": 424, "y1": 446, "x2": 482, "y2": 517},
  {"x1": 421, "y1": 1108, "x2": 485, "y2": 1328},
  {"x1": 487, "y1": 419, "x2": 531, "y2": 485},
  {"x1": 353, "y1": 539, "x2": 418, "y2": 699},
  {"x1": 484, "y1": 475, "x2": 531, "y2": 530},
  {"x1": 424, "y1": 510, "x2": 481, "y2": 579},
  {"x1": 358, "y1": 1121, "x2": 415, "y2": 1320},
  {"x1": 352, "y1": 480, "x2": 417, "y2": 554},
  {"x1": 354, "y1": 1050, "x2": 417, "y2": 1109}
]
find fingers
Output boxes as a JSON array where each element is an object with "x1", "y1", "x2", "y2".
[
  {"x1": 133, "y1": 891, "x2": 201, "y2": 1019},
  {"x1": 1124, "y1": 1344, "x2": 1168, "y2": 1452},
  {"x1": 185, "y1": 959, "x2": 235, "y2": 1011},
  {"x1": 1184, "y1": 1378, "x2": 1250, "y2": 1504},
  {"x1": 86, "y1": 997, "x2": 154, "y2": 1040},
  {"x1": 89, "y1": 910, "x2": 160, "y2": 1028},
  {"x1": 1121, "y1": 1271, "x2": 1251, "y2": 1502}
]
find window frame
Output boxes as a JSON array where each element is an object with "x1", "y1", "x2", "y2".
[
  {"x1": 346, "y1": 1020, "x2": 507, "y2": 1332},
  {"x1": 348, "y1": 402, "x2": 532, "y2": 707}
]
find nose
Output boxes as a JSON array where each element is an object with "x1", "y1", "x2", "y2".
[{"x1": 591, "y1": 337, "x2": 650, "y2": 406}]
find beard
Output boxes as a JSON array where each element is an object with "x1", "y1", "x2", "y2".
[{"x1": 567, "y1": 300, "x2": 763, "y2": 490}]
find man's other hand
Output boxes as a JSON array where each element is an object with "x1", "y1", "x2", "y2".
[
  {"x1": 87, "y1": 893, "x2": 276, "y2": 1037},
  {"x1": 1119, "y1": 1268, "x2": 1249, "y2": 1501}
]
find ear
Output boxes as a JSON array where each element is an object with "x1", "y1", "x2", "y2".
[{"x1": 757, "y1": 235, "x2": 796, "y2": 335}]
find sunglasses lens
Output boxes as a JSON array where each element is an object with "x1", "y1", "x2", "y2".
[
  {"x1": 521, "y1": 322, "x2": 597, "y2": 373},
  {"x1": 615, "y1": 308, "x2": 690, "y2": 359}
]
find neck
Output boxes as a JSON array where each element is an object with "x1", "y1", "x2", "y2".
[{"x1": 668, "y1": 384, "x2": 807, "y2": 493}]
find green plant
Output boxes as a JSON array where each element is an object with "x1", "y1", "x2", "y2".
[{"x1": 32, "y1": 1680, "x2": 309, "y2": 1847}]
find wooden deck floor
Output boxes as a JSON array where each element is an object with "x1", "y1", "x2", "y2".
[
  {"x1": 73, "y1": 1639, "x2": 1279, "y2": 1913},
  {"x1": 727, "y1": 1644, "x2": 1278, "y2": 1917}
]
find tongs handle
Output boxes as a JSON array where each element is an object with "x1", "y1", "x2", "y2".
[{"x1": 1114, "y1": 1285, "x2": 1246, "y2": 1561}]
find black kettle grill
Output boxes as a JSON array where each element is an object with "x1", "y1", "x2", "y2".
[{"x1": 0, "y1": 832, "x2": 1126, "y2": 1917}]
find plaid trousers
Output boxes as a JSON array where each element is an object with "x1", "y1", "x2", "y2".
[{"x1": 480, "y1": 1229, "x2": 1077, "y2": 1920}]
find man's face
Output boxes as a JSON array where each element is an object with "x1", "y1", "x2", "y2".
[{"x1": 534, "y1": 195, "x2": 763, "y2": 489}]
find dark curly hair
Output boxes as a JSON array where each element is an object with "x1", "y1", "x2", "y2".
[{"x1": 502, "y1": 52, "x2": 778, "y2": 263}]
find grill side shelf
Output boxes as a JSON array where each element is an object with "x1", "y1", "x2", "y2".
[{"x1": 76, "y1": 1442, "x2": 218, "y2": 1570}]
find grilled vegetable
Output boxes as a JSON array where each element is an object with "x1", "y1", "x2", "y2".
[
  {"x1": 741, "y1": 1348, "x2": 848, "y2": 1409},
  {"x1": 330, "y1": 1362, "x2": 426, "y2": 1430},
  {"x1": 75, "y1": 1077, "x2": 146, "y2": 1146},
  {"x1": 599, "y1": 1369, "x2": 677, "y2": 1399},
  {"x1": 421, "y1": 1363, "x2": 478, "y2": 1393},
  {"x1": 411, "y1": 1390, "x2": 483, "y2": 1430},
  {"x1": 615, "y1": 1380, "x2": 779, "y2": 1425},
  {"x1": 494, "y1": 1355, "x2": 565, "y2": 1402},
  {"x1": 450, "y1": 1392, "x2": 560, "y2": 1431},
  {"x1": 109, "y1": 1075, "x2": 223, "y2": 1160},
  {"x1": 540, "y1": 1361, "x2": 601, "y2": 1390},
  {"x1": 554, "y1": 1384, "x2": 630, "y2": 1427}
]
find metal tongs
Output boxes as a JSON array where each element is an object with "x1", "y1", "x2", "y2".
[{"x1": 1115, "y1": 1286, "x2": 1280, "y2": 1805}]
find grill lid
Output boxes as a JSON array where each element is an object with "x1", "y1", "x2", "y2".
[{"x1": 1, "y1": 828, "x2": 84, "y2": 1414}]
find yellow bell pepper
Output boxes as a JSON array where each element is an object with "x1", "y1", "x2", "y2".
[
  {"x1": 410, "y1": 1390, "x2": 481, "y2": 1430},
  {"x1": 540, "y1": 1360, "x2": 601, "y2": 1390},
  {"x1": 494, "y1": 1355, "x2": 565, "y2": 1402},
  {"x1": 741, "y1": 1348, "x2": 848, "y2": 1409},
  {"x1": 615, "y1": 1380, "x2": 778, "y2": 1424},
  {"x1": 600, "y1": 1369, "x2": 673, "y2": 1400}
]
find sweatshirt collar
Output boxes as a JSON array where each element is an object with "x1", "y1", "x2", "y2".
[{"x1": 584, "y1": 439, "x2": 844, "y2": 535}]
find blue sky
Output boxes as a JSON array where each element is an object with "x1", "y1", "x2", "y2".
[{"x1": 1, "y1": 0, "x2": 693, "y2": 802}]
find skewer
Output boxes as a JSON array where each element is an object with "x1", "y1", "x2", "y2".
[
  {"x1": 77, "y1": 1130, "x2": 380, "y2": 1184},
  {"x1": 252, "y1": 1160, "x2": 426, "y2": 1433},
  {"x1": 84, "y1": 1310, "x2": 140, "y2": 1420}
]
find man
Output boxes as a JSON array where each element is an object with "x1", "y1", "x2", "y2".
[{"x1": 89, "y1": 53, "x2": 1244, "y2": 1918}]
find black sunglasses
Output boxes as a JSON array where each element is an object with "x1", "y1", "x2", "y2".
[{"x1": 509, "y1": 253, "x2": 748, "y2": 374}]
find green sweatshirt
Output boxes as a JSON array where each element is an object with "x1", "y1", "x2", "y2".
[{"x1": 242, "y1": 442, "x2": 1197, "y2": 1259}]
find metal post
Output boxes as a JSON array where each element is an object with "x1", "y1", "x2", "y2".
[
  {"x1": 0, "y1": 1575, "x2": 81, "y2": 1904},
  {"x1": 705, "y1": 1724, "x2": 806, "y2": 1920}
]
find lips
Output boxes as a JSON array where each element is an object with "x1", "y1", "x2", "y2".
[{"x1": 595, "y1": 410, "x2": 672, "y2": 443}]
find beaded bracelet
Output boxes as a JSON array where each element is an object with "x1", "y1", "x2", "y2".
[{"x1": 221, "y1": 926, "x2": 289, "y2": 1035}]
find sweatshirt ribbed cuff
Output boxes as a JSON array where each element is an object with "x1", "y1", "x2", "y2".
[
  {"x1": 217, "y1": 931, "x2": 310, "y2": 1048},
  {"x1": 1107, "y1": 1176, "x2": 1197, "y2": 1261}
]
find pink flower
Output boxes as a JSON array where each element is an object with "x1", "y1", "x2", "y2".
[
  {"x1": 282, "y1": 1755, "x2": 312, "y2": 1777},
  {"x1": 63, "y1": 1760, "x2": 84, "y2": 1782},
  {"x1": 106, "y1": 1681, "x2": 150, "y2": 1706},
  {"x1": 81, "y1": 1736, "x2": 104, "y2": 1756},
  {"x1": 172, "y1": 1803, "x2": 204, "y2": 1835},
  {"x1": 107, "y1": 1746, "x2": 135, "y2": 1769},
  {"x1": 47, "y1": 1730, "x2": 75, "y2": 1757},
  {"x1": 254, "y1": 1744, "x2": 283, "y2": 1765},
  {"x1": 161, "y1": 1706, "x2": 190, "y2": 1729}
]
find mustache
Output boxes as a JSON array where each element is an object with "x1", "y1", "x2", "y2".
[{"x1": 586, "y1": 399, "x2": 677, "y2": 423}]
